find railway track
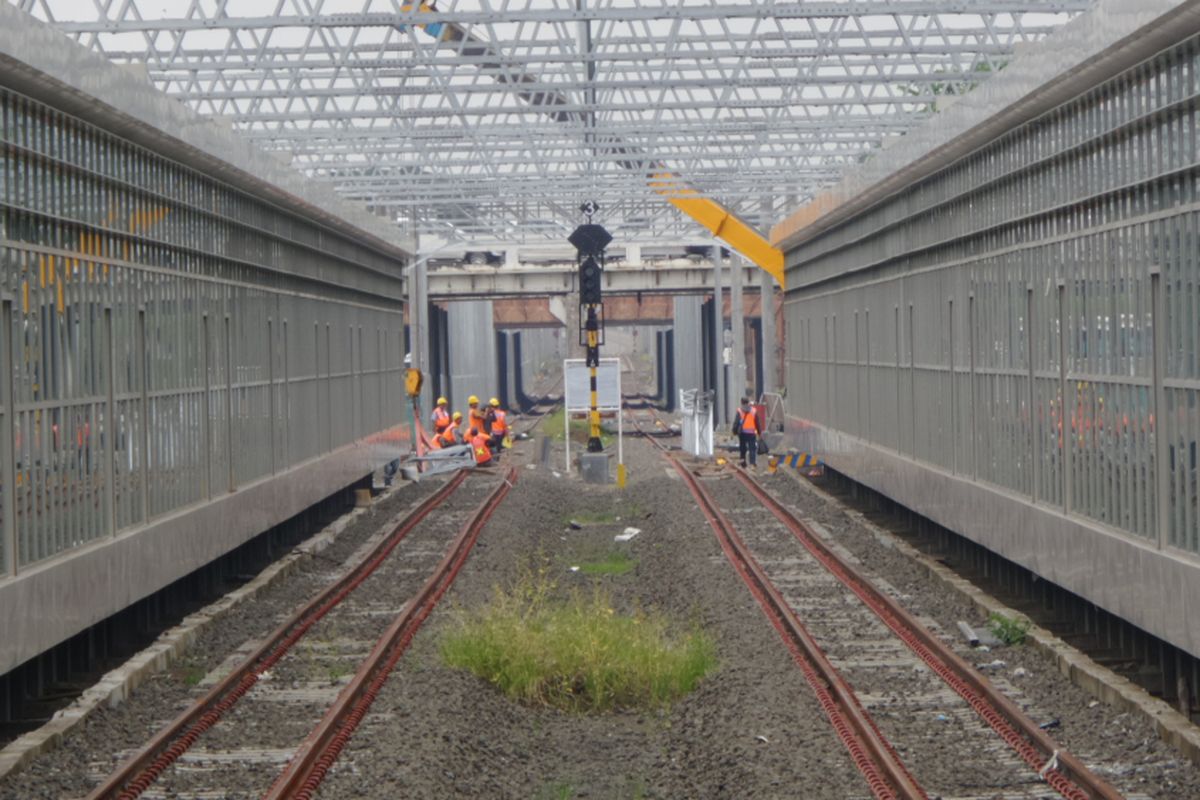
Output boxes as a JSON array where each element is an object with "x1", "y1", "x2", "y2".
[
  {"x1": 86, "y1": 467, "x2": 517, "y2": 800},
  {"x1": 513, "y1": 386, "x2": 563, "y2": 438},
  {"x1": 628, "y1": 409, "x2": 1124, "y2": 800},
  {"x1": 416, "y1": 378, "x2": 561, "y2": 453}
]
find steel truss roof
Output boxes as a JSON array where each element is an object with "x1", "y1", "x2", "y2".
[{"x1": 14, "y1": 0, "x2": 1091, "y2": 248}]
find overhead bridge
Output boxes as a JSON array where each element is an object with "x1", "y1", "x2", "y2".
[{"x1": 425, "y1": 259, "x2": 762, "y2": 300}]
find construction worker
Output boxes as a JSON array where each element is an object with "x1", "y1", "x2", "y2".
[
  {"x1": 487, "y1": 397, "x2": 508, "y2": 454},
  {"x1": 733, "y1": 396, "x2": 763, "y2": 470},
  {"x1": 433, "y1": 412, "x2": 464, "y2": 449},
  {"x1": 468, "y1": 427, "x2": 493, "y2": 466},
  {"x1": 467, "y1": 395, "x2": 488, "y2": 439},
  {"x1": 430, "y1": 396, "x2": 451, "y2": 436}
]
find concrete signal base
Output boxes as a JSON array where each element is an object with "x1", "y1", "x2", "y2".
[{"x1": 580, "y1": 452, "x2": 611, "y2": 484}]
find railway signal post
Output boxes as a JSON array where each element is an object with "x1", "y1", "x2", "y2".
[{"x1": 568, "y1": 204, "x2": 613, "y2": 456}]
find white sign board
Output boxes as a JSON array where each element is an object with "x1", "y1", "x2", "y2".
[
  {"x1": 562, "y1": 357, "x2": 623, "y2": 473},
  {"x1": 564, "y1": 358, "x2": 622, "y2": 410}
]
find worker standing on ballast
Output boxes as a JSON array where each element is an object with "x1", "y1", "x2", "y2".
[
  {"x1": 430, "y1": 396, "x2": 451, "y2": 437},
  {"x1": 467, "y1": 395, "x2": 488, "y2": 440},
  {"x1": 734, "y1": 396, "x2": 763, "y2": 471},
  {"x1": 486, "y1": 397, "x2": 507, "y2": 457}
]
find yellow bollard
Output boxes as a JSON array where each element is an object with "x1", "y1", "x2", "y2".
[
  {"x1": 617, "y1": 463, "x2": 627, "y2": 488},
  {"x1": 767, "y1": 455, "x2": 779, "y2": 474}
]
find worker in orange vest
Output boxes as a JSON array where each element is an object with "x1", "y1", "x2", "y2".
[
  {"x1": 487, "y1": 397, "x2": 508, "y2": 455},
  {"x1": 466, "y1": 395, "x2": 488, "y2": 440},
  {"x1": 468, "y1": 427, "x2": 493, "y2": 466},
  {"x1": 733, "y1": 396, "x2": 763, "y2": 470},
  {"x1": 430, "y1": 396, "x2": 451, "y2": 436},
  {"x1": 432, "y1": 412, "x2": 464, "y2": 449}
]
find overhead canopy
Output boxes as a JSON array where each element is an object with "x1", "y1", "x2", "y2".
[{"x1": 22, "y1": 0, "x2": 1090, "y2": 249}]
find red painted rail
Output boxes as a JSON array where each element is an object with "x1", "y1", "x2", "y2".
[
  {"x1": 662, "y1": 450, "x2": 926, "y2": 800},
  {"x1": 264, "y1": 465, "x2": 518, "y2": 800},
  {"x1": 88, "y1": 470, "x2": 469, "y2": 800},
  {"x1": 734, "y1": 467, "x2": 1123, "y2": 800}
]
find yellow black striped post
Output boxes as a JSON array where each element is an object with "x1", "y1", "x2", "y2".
[{"x1": 585, "y1": 305, "x2": 603, "y2": 452}]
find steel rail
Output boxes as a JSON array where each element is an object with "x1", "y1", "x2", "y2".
[
  {"x1": 264, "y1": 465, "x2": 519, "y2": 800},
  {"x1": 514, "y1": 400, "x2": 561, "y2": 438},
  {"x1": 512, "y1": 374, "x2": 565, "y2": 438},
  {"x1": 87, "y1": 470, "x2": 469, "y2": 800},
  {"x1": 628, "y1": 413, "x2": 924, "y2": 800},
  {"x1": 734, "y1": 469, "x2": 1125, "y2": 800},
  {"x1": 666, "y1": 452, "x2": 925, "y2": 800}
]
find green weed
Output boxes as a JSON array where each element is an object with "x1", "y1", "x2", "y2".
[
  {"x1": 987, "y1": 612, "x2": 1031, "y2": 646},
  {"x1": 565, "y1": 509, "x2": 620, "y2": 525},
  {"x1": 577, "y1": 551, "x2": 636, "y2": 576},
  {"x1": 442, "y1": 573, "x2": 714, "y2": 712},
  {"x1": 180, "y1": 664, "x2": 207, "y2": 687},
  {"x1": 545, "y1": 408, "x2": 614, "y2": 447},
  {"x1": 327, "y1": 662, "x2": 354, "y2": 682},
  {"x1": 563, "y1": 504, "x2": 643, "y2": 527},
  {"x1": 533, "y1": 783, "x2": 574, "y2": 800}
]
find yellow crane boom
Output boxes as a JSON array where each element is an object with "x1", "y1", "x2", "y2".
[{"x1": 649, "y1": 174, "x2": 785, "y2": 287}]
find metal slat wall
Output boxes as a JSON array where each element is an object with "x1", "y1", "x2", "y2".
[
  {"x1": 785, "y1": 33, "x2": 1200, "y2": 567},
  {"x1": 782, "y1": 31, "x2": 1200, "y2": 662},
  {"x1": 0, "y1": 85, "x2": 408, "y2": 577}
]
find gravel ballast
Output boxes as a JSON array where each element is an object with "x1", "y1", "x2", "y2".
[
  {"x1": 4, "y1": 412, "x2": 1199, "y2": 800},
  {"x1": 315, "y1": 437, "x2": 870, "y2": 799}
]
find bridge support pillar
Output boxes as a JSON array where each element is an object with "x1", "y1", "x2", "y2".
[
  {"x1": 447, "y1": 299, "x2": 498, "y2": 410},
  {"x1": 672, "y1": 295, "x2": 704, "y2": 409},
  {"x1": 409, "y1": 259, "x2": 432, "y2": 414},
  {"x1": 711, "y1": 245, "x2": 726, "y2": 426},
  {"x1": 427, "y1": 304, "x2": 451, "y2": 407}
]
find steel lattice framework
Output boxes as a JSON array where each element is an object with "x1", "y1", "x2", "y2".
[{"x1": 13, "y1": 0, "x2": 1093, "y2": 248}]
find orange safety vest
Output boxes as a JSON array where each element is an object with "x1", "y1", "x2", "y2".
[
  {"x1": 738, "y1": 408, "x2": 759, "y2": 434},
  {"x1": 432, "y1": 407, "x2": 450, "y2": 433},
  {"x1": 469, "y1": 407, "x2": 488, "y2": 435},
  {"x1": 434, "y1": 428, "x2": 459, "y2": 449},
  {"x1": 471, "y1": 431, "x2": 493, "y2": 464},
  {"x1": 490, "y1": 409, "x2": 507, "y2": 435}
]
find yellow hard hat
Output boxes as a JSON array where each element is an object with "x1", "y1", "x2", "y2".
[
  {"x1": 452, "y1": 411, "x2": 463, "y2": 421},
  {"x1": 489, "y1": 397, "x2": 500, "y2": 407},
  {"x1": 436, "y1": 396, "x2": 448, "y2": 405},
  {"x1": 468, "y1": 395, "x2": 479, "y2": 405}
]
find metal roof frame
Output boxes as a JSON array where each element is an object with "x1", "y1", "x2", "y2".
[{"x1": 13, "y1": 0, "x2": 1092, "y2": 249}]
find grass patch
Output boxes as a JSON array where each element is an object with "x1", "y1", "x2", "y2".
[
  {"x1": 545, "y1": 407, "x2": 615, "y2": 448},
  {"x1": 562, "y1": 503, "x2": 643, "y2": 527},
  {"x1": 987, "y1": 612, "x2": 1031, "y2": 646},
  {"x1": 442, "y1": 573, "x2": 714, "y2": 712},
  {"x1": 564, "y1": 509, "x2": 619, "y2": 525},
  {"x1": 577, "y1": 550, "x2": 636, "y2": 576},
  {"x1": 327, "y1": 663, "x2": 354, "y2": 682},
  {"x1": 533, "y1": 783, "x2": 575, "y2": 800},
  {"x1": 177, "y1": 663, "x2": 207, "y2": 687}
]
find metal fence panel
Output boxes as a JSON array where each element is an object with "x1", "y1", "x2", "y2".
[
  {"x1": 0, "y1": 85, "x2": 407, "y2": 576},
  {"x1": 784, "y1": 32, "x2": 1200, "y2": 555}
]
